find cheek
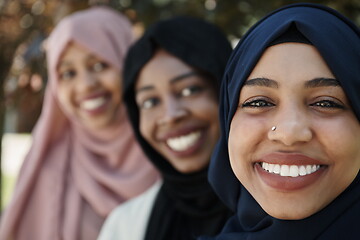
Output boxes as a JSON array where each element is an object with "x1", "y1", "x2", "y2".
[
  {"x1": 228, "y1": 112, "x2": 268, "y2": 183},
  {"x1": 315, "y1": 118, "x2": 360, "y2": 164},
  {"x1": 57, "y1": 85, "x2": 72, "y2": 111},
  {"x1": 190, "y1": 97, "x2": 219, "y2": 121},
  {"x1": 104, "y1": 74, "x2": 121, "y2": 95},
  {"x1": 139, "y1": 111, "x2": 155, "y2": 144},
  {"x1": 199, "y1": 100, "x2": 220, "y2": 142},
  {"x1": 228, "y1": 114, "x2": 250, "y2": 181},
  {"x1": 205, "y1": 103, "x2": 220, "y2": 129},
  {"x1": 329, "y1": 128, "x2": 360, "y2": 170},
  {"x1": 228, "y1": 140, "x2": 243, "y2": 181},
  {"x1": 315, "y1": 118, "x2": 360, "y2": 188}
]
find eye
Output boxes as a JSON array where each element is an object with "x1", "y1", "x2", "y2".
[
  {"x1": 181, "y1": 85, "x2": 203, "y2": 97},
  {"x1": 241, "y1": 98, "x2": 275, "y2": 108},
  {"x1": 140, "y1": 98, "x2": 160, "y2": 110},
  {"x1": 59, "y1": 69, "x2": 76, "y2": 81},
  {"x1": 92, "y1": 62, "x2": 108, "y2": 72},
  {"x1": 310, "y1": 99, "x2": 345, "y2": 109}
]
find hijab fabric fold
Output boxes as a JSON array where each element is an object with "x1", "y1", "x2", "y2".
[
  {"x1": 202, "y1": 3, "x2": 360, "y2": 240},
  {"x1": 0, "y1": 6, "x2": 158, "y2": 240},
  {"x1": 123, "y1": 16, "x2": 233, "y2": 240}
]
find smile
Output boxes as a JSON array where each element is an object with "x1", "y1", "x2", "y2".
[
  {"x1": 166, "y1": 131, "x2": 201, "y2": 152},
  {"x1": 256, "y1": 153, "x2": 326, "y2": 191},
  {"x1": 81, "y1": 96, "x2": 107, "y2": 110},
  {"x1": 261, "y1": 162, "x2": 321, "y2": 177}
]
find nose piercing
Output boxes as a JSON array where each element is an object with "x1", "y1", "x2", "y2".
[{"x1": 271, "y1": 126, "x2": 276, "y2": 131}]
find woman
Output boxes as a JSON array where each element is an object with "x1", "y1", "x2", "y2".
[
  {"x1": 200, "y1": 3, "x2": 360, "y2": 240},
  {"x1": 98, "y1": 16, "x2": 233, "y2": 240},
  {"x1": 0, "y1": 6, "x2": 158, "y2": 240}
]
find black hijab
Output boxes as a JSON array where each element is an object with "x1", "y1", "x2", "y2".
[
  {"x1": 123, "y1": 16, "x2": 233, "y2": 240},
  {"x1": 201, "y1": 3, "x2": 360, "y2": 240}
]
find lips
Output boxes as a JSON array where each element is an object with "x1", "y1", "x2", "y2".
[{"x1": 256, "y1": 152, "x2": 327, "y2": 191}]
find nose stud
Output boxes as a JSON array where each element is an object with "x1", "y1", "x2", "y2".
[{"x1": 271, "y1": 126, "x2": 276, "y2": 131}]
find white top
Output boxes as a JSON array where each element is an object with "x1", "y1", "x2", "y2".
[{"x1": 97, "y1": 180, "x2": 162, "y2": 240}]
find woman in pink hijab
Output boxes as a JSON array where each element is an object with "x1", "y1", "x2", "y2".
[{"x1": 0, "y1": 6, "x2": 159, "y2": 240}]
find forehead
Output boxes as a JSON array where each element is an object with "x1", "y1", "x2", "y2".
[
  {"x1": 60, "y1": 42, "x2": 89, "y2": 59},
  {"x1": 135, "y1": 49, "x2": 194, "y2": 88},
  {"x1": 57, "y1": 42, "x2": 92, "y2": 69},
  {"x1": 248, "y1": 43, "x2": 334, "y2": 82}
]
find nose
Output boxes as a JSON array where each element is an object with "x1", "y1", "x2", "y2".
[
  {"x1": 157, "y1": 96, "x2": 188, "y2": 125},
  {"x1": 268, "y1": 106, "x2": 312, "y2": 146},
  {"x1": 76, "y1": 70, "x2": 98, "y2": 92}
]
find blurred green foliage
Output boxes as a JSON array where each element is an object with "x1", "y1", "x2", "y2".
[{"x1": 113, "y1": 0, "x2": 360, "y2": 38}]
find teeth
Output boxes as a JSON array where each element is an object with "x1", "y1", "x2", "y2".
[
  {"x1": 280, "y1": 165, "x2": 290, "y2": 177},
  {"x1": 273, "y1": 164, "x2": 280, "y2": 174},
  {"x1": 261, "y1": 162, "x2": 320, "y2": 177},
  {"x1": 289, "y1": 165, "x2": 299, "y2": 177},
  {"x1": 299, "y1": 166, "x2": 307, "y2": 176},
  {"x1": 81, "y1": 97, "x2": 106, "y2": 110},
  {"x1": 166, "y1": 131, "x2": 201, "y2": 152}
]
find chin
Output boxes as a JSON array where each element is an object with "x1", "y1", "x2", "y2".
[
  {"x1": 175, "y1": 165, "x2": 198, "y2": 174},
  {"x1": 87, "y1": 117, "x2": 116, "y2": 130},
  {"x1": 264, "y1": 207, "x2": 317, "y2": 220},
  {"x1": 173, "y1": 163, "x2": 205, "y2": 174}
]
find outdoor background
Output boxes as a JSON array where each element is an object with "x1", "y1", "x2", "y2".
[{"x1": 0, "y1": 0, "x2": 359, "y2": 210}]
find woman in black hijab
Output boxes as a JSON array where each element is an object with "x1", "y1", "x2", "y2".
[
  {"x1": 200, "y1": 3, "x2": 360, "y2": 240},
  {"x1": 98, "y1": 16, "x2": 233, "y2": 240}
]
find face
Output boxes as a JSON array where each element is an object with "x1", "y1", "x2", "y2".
[
  {"x1": 228, "y1": 43, "x2": 360, "y2": 220},
  {"x1": 57, "y1": 42, "x2": 121, "y2": 130},
  {"x1": 135, "y1": 49, "x2": 219, "y2": 173}
]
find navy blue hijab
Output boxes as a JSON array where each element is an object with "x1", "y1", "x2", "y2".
[{"x1": 202, "y1": 3, "x2": 360, "y2": 240}]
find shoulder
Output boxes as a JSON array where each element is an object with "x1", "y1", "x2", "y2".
[
  {"x1": 119, "y1": 179, "x2": 161, "y2": 215},
  {"x1": 98, "y1": 180, "x2": 162, "y2": 240}
]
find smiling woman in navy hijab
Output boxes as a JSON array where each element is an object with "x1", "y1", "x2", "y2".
[{"x1": 200, "y1": 3, "x2": 360, "y2": 240}]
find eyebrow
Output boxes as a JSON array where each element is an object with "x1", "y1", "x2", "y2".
[
  {"x1": 244, "y1": 78, "x2": 279, "y2": 88},
  {"x1": 170, "y1": 71, "x2": 199, "y2": 83},
  {"x1": 304, "y1": 77, "x2": 340, "y2": 88},
  {"x1": 58, "y1": 60, "x2": 71, "y2": 69},
  {"x1": 244, "y1": 77, "x2": 340, "y2": 89},
  {"x1": 136, "y1": 71, "x2": 199, "y2": 93},
  {"x1": 58, "y1": 53, "x2": 100, "y2": 69}
]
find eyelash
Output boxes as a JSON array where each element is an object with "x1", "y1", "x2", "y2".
[
  {"x1": 309, "y1": 99, "x2": 345, "y2": 109},
  {"x1": 241, "y1": 98, "x2": 274, "y2": 108},
  {"x1": 58, "y1": 61, "x2": 108, "y2": 81},
  {"x1": 181, "y1": 85, "x2": 204, "y2": 97},
  {"x1": 241, "y1": 98, "x2": 345, "y2": 110},
  {"x1": 139, "y1": 85, "x2": 205, "y2": 110},
  {"x1": 92, "y1": 62, "x2": 108, "y2": 72},
  {"x1": 141, "y1": 98, "x2": 159, "y2": 109},
  {"x1": 59, "y1": 70, "x2": 76, "y2": 81}
]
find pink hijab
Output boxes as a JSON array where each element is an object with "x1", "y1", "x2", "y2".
[{"x1": 0, "y1": 6, "x2": 158, "y2": 240}]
